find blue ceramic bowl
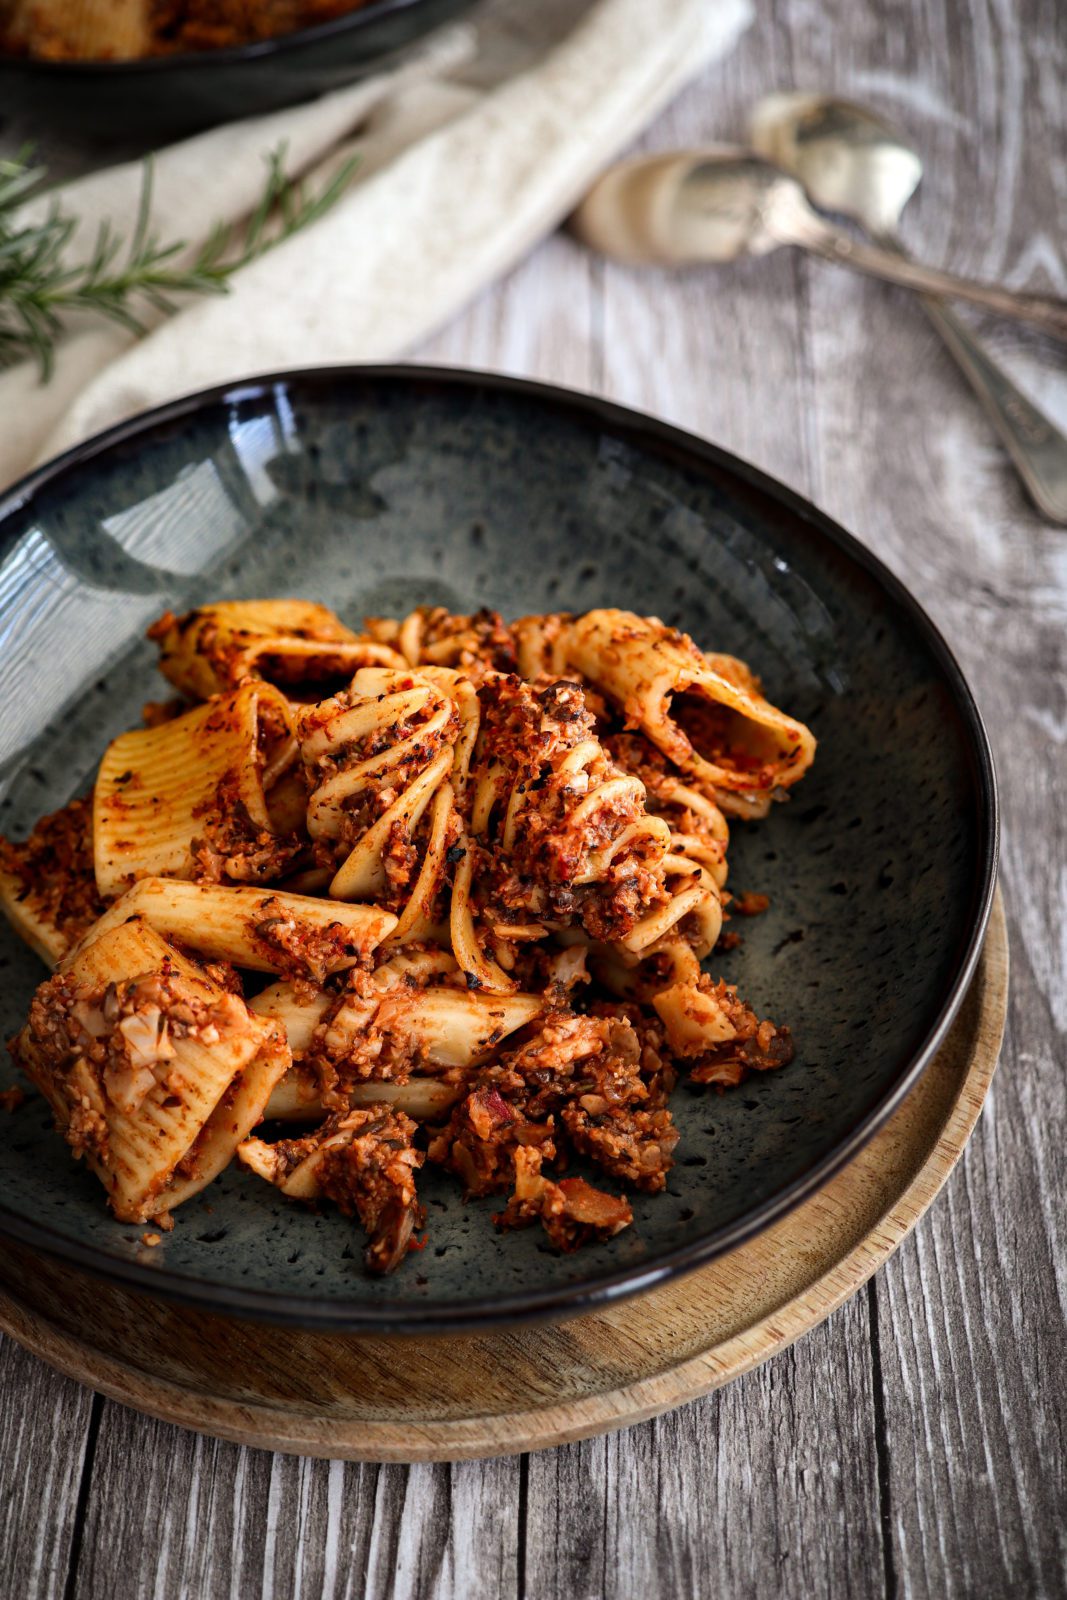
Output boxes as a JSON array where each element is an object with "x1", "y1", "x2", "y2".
[
  {"x1": 0, "y1": 0, "x2": 476, "y2": 139},
  {"x1": 0, "y1": 367, "x2": 997, "y2": 1332}
]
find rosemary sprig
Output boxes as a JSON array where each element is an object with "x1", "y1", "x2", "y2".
[{"x1": 0, "y1": 144, "x2": 359, "y2": 381}]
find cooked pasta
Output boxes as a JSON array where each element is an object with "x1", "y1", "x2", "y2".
[
  {"x1": 238, "y1": 1105, "x2": 423, "y2": 1275},
  {"x1": 94, "y1": 681, "x2": 303, "y2": 895},
  {"x1": 11, "y1": 919, "x2": 289, "y2": 1221},
  {"x1": 65, "y1": 878, "x2": 397, "y2": 981},
  {"x1": 0, "y1": 796, "x2": 106, "y2": 965},
  {"x1": 2, "y1": 0, "x2": 151, "y2": 59},
  {"x1": 0, "y1": 595, "x2": 814, "y2": 1275},
  {"x1": 565, "y1": 609, "x2": 816, "y2": 818},
  {"x1": 253, "y1": 949, "x2": 544, "y2": 1121},
  {"x1": 1, "y1": 1, "x2": 379, "y2": 60},
  {"x1": 366, "y1": 606, "x2": 520, "y2": 678},
  {"x1": 299, "y1": 665, "x2": 463, "y2": 935},
  {"x1": 148, "y1": 600, "x2": 402, "y2": 701}
]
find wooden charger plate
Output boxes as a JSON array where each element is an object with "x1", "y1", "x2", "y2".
[{"x1": 0, "y1": 894, "x2": 1007, "y2": 1463}]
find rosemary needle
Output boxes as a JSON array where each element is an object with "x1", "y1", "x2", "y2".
[{"x1": 0, "y1": 144, "x2": 360, "y2": 382}]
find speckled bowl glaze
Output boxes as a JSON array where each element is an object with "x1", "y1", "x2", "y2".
[
  {"x1": 0, "y1": 368, "x2": 997, "y2": 1333},
  {"x1": 0, "y1": 0, "x2": 476, "y2": 139}
]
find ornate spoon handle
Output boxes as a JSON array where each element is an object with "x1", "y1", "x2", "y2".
[
  {"x1": 910, "y1": 289, "x2": 1067, "y2": 523},
  {"x1": 783, "y1": 208, "x2": 1067, "y2": 341}
]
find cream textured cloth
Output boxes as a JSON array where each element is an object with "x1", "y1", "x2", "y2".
[{"x1": 0, "y1": 0, "x2": 751, "y2": 491}]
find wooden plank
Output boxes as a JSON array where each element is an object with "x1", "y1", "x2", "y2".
[
  {"x1": 418, "y1": 230, "x2": 598, "y2": 393},
  {"x1": 785, "y1": 0, "x2": 1067, "y2": 1594},
  {"x1": 0, "y1": 1333, "x2": 96, "y2": 1600},
  {"x1": 69, "y1": 1407, "x2": 520, "y2": 1600},
  {"x1": 873, "y1": 1098, "x2": 1067, "y2": 1599},
  {"x1": 525, "y1": 1298, "x2": 883, "y2": 1600}
]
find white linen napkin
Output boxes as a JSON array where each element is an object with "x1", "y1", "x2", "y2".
[{"x1": 0, "y1": 0, "x2": 751, "y2": 492}]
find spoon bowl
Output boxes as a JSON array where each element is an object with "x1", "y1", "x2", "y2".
[
  {"x1": 570, "y1": 147, "x2": 792, "y2": 266},
  {"x1": 750, "y1": 92, "x2": 922, "y2": 238}
]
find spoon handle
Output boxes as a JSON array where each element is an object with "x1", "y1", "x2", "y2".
[
  {"x1": 786, "y1": 212, "x2": 1067, "y2": 340},
  {"x1": 914, "y1": 291, "x2": 1067, "y2": 523},
  {"x1": 863, "y1": 228, "x2": 1067, "y2": 521}
]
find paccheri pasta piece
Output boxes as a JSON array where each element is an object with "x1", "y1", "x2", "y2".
[
  {"x1": 11, "y1": 919, "x2": 290, "y2": 1221},
  {"x1": 653, "y1": 960, "x2": 795, "y2": 1085},
  {"x1": 301, "y1": 665, "x2": 465, "y2": 932},
  {"x1": 599, "y1": 938, "x2": 794, "y2": 1084},
  {"x1": 265, "y1": 1063, "x2": 462, "y2": 1123},
  {"x1": 239, "y1": 1104, "x2": 424, "y2": 1274},
  {"x1": 2, "y1": 0, "x2": 151, "y2": 58},
  {"x1": 0, "y1": 795, "x2": 108, "y2": 966},
  {"x1": 252, "y1": 949, "x2": 544, "y2": 1120},
  {"x1": 63, "y1": 878, "x2": 396, "y2": 981},
  {"x1": 565, "y1": 609, "x2": 816, "y2": 816},
  {"x1": 366, "y1": 606, "x2": 520, "y2": 678},
  {"x1": 606, "y1": 732, "x2": 730, "y2": 889},
  {"x1": 451, "y1": 674, "x2": 676, "y2": 992},
  {"x1": 147, "y1": 600, "x2": 403, "y2": 701},
  {"x1": 468, "y1": 676, "x2": 672, "y2": 936},
  {"x1": 94, "y1": 681, "x2": 305, "y2": 896},
  {"x1": 512, "y1": 612, "x2": 573, "y2": 681}
]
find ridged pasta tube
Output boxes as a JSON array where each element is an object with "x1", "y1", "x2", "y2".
[
  {"x1": 148, "y1": 600, "x2": 404, "y2": 701},
  {"x1": 63, "y1": 878, "x2": 396, "y2": 981},
  {"x1": 565, "y1": 609, "x2": 815, "y2": 815},
  {"x1": 12, "y1": 919, "x2": 290, "y2": 1221},
  {"x1": 93, "y1": 682, "x2": 302, "y2": 896}
]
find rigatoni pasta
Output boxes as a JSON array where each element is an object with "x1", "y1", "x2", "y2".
[{"x1": 0, "y1": 595, "x2": 814, "y2": 1276}]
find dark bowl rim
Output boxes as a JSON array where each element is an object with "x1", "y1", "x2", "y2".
[
  {"x1": 0, "y1": 363, "x2": 1000, "y2": 1334},
  {"x1": 0, "y1": 0, "x2": 452, "y2": 75}
]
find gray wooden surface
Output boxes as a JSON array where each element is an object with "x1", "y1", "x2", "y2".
[{"x1": 1, "y1": 0, "x2": 1066, "y2": 1595}]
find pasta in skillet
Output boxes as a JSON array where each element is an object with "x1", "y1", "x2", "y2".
[{"x1": 1, "y1": 600, "x2": 814, "y2": 1275}]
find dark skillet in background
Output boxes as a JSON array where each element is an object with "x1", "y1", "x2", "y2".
[
  {"x1": 0, "y1": 0, "x2": 477, "y2": 139},
  {"x1": 0, "y1": 367, "x2": 997, "y2": 1332}
]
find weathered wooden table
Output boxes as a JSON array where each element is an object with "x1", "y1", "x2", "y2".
[{"x1": 1, "y1": 0, "x2": 1064, "y2": 1594}]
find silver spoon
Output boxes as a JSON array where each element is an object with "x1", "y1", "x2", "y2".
[
  {"x1": 570, "y1": 147, "x2": 1067, "y2": 343},
  {"x1": 750, "y1": 92, "x2": 1067, "y2": 524}
]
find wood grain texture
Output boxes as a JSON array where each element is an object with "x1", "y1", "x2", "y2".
[
  {"x1": 70, "y1": 1424, "x2": 519, "y2": 1600},
  {"x1": 0, "y1": 1334, "x2": 97, "y2": 1600},
  {"x1": 524, "y1": 1299, "x2": 884, "y2": 1600},
  {"x1": 0, "y1": 0, "x2": 1064, "y2": 1592},
  {"x1": 774, "y1": 3, "x2": 1067, "y2": 1595}
]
